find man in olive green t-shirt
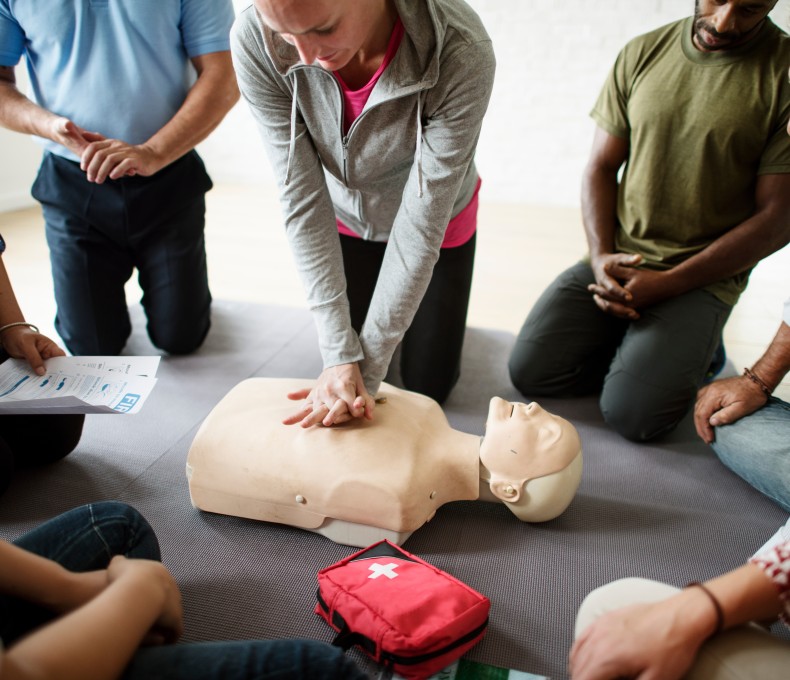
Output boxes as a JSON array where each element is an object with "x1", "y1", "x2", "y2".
[{"x1": 509, "y1": 0, "x2": 790, "y2": 442}]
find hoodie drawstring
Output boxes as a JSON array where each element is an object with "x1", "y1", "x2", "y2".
[
  {"x1": 415, "y1": 93, "x2": 423, "y2": 198},
  {"x1": 285, "y1": 76, "x2": 298, "y2": 186}
]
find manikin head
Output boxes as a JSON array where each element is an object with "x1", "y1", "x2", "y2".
[
  {"x1": 692, "y1": 0, "x2": 778, "y2": 52},
  {"x1": 479, "y1": 397, "x2": 582, "y2": 522}
]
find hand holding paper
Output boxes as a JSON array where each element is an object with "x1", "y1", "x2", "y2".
[{"x1": 0, "y1": 356, "x2": 161, "y2": 415}]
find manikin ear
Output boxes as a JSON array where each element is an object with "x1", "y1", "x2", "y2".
[{"x1": 489, "y1": 479, "x2": 522, "y2": 503}]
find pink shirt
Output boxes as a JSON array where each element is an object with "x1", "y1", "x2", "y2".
[
  {"x1": 335, "y1": 19, "x2": 404, "y2": 135},
  {"x1": 334, "y1": 18, "x2": 479, "y2": 250}
]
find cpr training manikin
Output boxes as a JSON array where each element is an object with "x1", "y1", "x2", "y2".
[{"x1": 186, "y1": 378, "x2": 582, "y2": 547}]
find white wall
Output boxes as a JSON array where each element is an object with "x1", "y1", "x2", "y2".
[
  {"x1": 0, "y1": 66, "x2": 41, "y2": 212},
  {"x1": 3, "y1": 0, "x2": 790, "y2": 210},
  {"x1": 0, "y1": 132, "x2": 40, "y2": 212}
]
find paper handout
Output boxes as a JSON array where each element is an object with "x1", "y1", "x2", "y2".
[{"x1": 0, "y1": 356, "x2": 161, "y2": 415}]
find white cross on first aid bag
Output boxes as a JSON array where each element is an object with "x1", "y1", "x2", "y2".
[{"x1": 315, "y1": 539, "x2": 490, "y2": 679}]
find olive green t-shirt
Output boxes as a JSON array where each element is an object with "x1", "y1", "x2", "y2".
[{"x1": 591, "y1": 17, "x2": 790, "y2": 306}]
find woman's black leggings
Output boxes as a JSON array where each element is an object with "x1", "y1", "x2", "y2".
[{"x1": 340, "y1": 232, "x2": 476, "y2": 404}]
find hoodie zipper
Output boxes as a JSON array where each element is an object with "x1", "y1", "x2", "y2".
[{"x1": 292, "y1": 64, "x2": 423, "y2": 188}]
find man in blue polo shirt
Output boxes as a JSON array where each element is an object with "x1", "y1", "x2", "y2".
[{"x1": 0, "y1": 0, "x2": 238, "y2": 356}]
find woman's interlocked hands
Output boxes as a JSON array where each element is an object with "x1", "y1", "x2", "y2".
[{"x1": 282, "y1": 362, "x2": 376, "y2": 428}]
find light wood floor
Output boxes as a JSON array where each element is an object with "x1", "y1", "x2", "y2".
[{"x1": 2, "y1": 182, "x2": 789, "y2": 399}]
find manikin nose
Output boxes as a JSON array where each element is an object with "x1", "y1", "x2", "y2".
[{"x1": 523, "y1": 402, "x2": 544, "y2": 416}]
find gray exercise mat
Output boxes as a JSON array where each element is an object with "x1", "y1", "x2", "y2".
[{"x1": 0, "y1": 300, "x2": 786, "y2": 679}]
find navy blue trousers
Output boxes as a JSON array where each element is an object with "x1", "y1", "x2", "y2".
[{"x1": 32, "y1": 151, "x2": 213, "y2": 356}]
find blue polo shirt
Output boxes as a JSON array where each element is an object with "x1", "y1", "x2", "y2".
[{"x1": 0, "y1": 0, "x2": 235, "y2": 161}]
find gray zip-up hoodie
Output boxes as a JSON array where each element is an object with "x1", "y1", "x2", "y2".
[{"x1": 231, "y1": 0, "x2": 495, "y2": 395}]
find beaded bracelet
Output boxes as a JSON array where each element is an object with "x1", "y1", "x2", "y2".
[
  {"x1": 685, "y1": 581, "x2": 724, "y2": 635},
  {"x1": 0, "y1": 321, "x2": 39, "y2": 335},
  {"x1": 743, "y1": 367, "x2": 772, "y2": 396}
]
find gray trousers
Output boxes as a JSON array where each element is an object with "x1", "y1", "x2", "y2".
[{"x1": 508, "y1": 262, "x2": 731, "y2": 441}]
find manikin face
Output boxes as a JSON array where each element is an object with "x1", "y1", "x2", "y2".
[
  {"x1": 254, "y1": 0, "x2": 387, "y2": 71},
  {"x1": 481, "y1": 398, "x2": 568, "y2": 480},
  {"x1": 692, "y1": 0, "x2": 777, "y2": 52},
  {"x1": 479, "y1": 397, "x2": 582, "y2": 521}
]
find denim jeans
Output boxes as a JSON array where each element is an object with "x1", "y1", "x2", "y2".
[
  {"x1": 2, "y1": 502, "x2": 367, "y2": 680},
  {"x1": 1, "y1": 501, "x2": 160, "y2": 645},
  {"x1": 711, "y1": 397, "x2": 790, "y2": 513},
  {"x1": 122, "y1": 639, "x2": 368, "y2": 680}
]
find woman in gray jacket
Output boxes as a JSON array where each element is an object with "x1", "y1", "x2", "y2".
[{"x1": 231, "y1": 0, "x2": 495, "y2": 427}]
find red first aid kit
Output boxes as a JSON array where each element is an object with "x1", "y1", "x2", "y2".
[{"x1": 315, "y1": 540, "x2": 490, "y2": 679}]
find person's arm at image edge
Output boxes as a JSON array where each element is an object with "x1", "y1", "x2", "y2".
[
  {"x1": 0, "y1": 256, "x2": 29, "y2": 332},
  {"x1": 0, "y1": 256, "x2": 64, "y2": 373},
  {"x1": 749, "y1": 319, "x2": 790, "y2": 395},
  {"x1": 0, "y1": 540, "x2": 105, "y2": 613},
  {"x1": 0, "y1": 65, "x2": 98, "y2": 159},
  {"x1": 0, "y1": 547, "x2": 182, "y2": 680},
  {"x1": 695, "y1": 318, "x2": 790, "y2": 442},
  {"x1": 569, "y1": 560, "x2": 785, "y2": 680}
]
